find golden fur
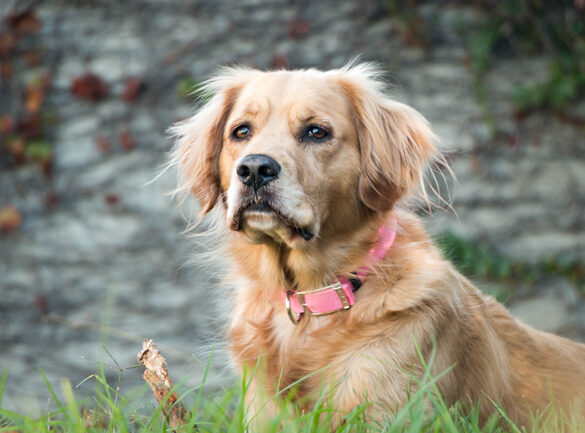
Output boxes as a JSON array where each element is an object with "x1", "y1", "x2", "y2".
[{"x1": 172, "y1": 64, "x2": 585, "y2": 429}]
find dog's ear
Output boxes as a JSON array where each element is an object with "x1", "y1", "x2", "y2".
[
  {"x1": 337, "y1": 66, "x2": 437, "y2": 213},
  {"x1": 170, "y1": 72, "x2": 246, "y2": 215}
]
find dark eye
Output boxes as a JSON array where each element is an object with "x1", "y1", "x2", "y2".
[
  {"x1": 232, "y1": 124, "x2": 251, "y2": 140},
  {"x1": 304, "y1": 125, "x2": 329, "y2": 141}
]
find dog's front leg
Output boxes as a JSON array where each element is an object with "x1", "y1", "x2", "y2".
[{"x1": 240, "y1": 367, "x2": 283, "y2": 431}]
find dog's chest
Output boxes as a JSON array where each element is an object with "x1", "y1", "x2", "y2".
[
  {"x1": 232, "y1": 308, "x2": 337, "y2": 375},
  {"x1": 266, "y1": 312, "x2": 341, "y2": 389}
]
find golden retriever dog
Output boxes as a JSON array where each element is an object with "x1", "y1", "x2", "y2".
[{"x1": 171, "y1": 63, "x2": 585, "y2": 429}]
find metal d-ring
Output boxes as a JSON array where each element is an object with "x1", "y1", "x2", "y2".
[{"x1": 285, "y1": 290, "x2": 304, "y2": 325}]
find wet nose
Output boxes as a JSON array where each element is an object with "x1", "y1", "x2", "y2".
[{"x1": 236, "y1": 154, "x2": 281, "y2": 191}]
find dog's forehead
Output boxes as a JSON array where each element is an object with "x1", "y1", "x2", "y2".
[{"x1": 233, "y1": 70, "x2": 351, "y2": 119}]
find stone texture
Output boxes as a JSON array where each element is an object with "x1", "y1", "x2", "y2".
[
  {"x1": 508, "y1": 277, "x2": 585, "y2": 342},
  {"x1": 0, "y1": 0, "x2": 583, "y2": 415}
]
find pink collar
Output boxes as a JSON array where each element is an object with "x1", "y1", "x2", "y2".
[{"x1": 283, "y1": 218, "x2": 397, "y2": 324}]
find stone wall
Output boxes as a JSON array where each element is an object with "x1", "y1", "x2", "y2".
[{"x1": 1, "y1": 0, "x2": 583, "y2": 413}]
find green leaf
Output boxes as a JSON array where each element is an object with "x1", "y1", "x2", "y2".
[{"x1": 24, "y1": 140, "x2": 53, "y2": 161}]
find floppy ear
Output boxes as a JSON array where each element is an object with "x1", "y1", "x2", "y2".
[
  {"x1": 170, "y1": 74, "x2": 243, "y2": 215},
  {"x1": 337, "y1": 66, "x2": 437, "y2": 213}
]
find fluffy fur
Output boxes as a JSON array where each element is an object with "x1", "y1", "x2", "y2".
[{"x1": 171, "y1": 63, "x2": 585, "y2": 428}]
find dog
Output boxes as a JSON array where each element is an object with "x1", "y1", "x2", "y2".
[{"x1": 171, "y1": 63, "x2": 585, "y2": 429}]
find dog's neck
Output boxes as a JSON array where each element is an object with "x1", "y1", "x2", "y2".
[{"x1": 229, "y1": 213, "x2": 388, "y2": 294}]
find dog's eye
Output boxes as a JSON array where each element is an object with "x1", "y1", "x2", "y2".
[
  {"x1": 232, "y1": 125, "x2": 251, "y2": 140},
  {"x1": 304, "y1": 125, "x2": 329, "y2": 141}
]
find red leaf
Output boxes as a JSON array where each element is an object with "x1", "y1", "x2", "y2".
[
  {"x1": 44, "y1": 191, "x2": 58, "y2": 208},
  {"x1": 287, "y1": 18, "x2": 310, "y2": 39},
  {"x1": 0, "y1": 32, "x2": 17, "y2": 57},
  {"x1": 16, "y1": 115, "x2": 42, "y2": 139},
  {"x1": 6, "y1": 10, "x2": 41, "y2": 36},
  {"x1": 6, "y1": 137, "x2": 25, "y2": 156},
  {"x1": 271, "y1": 53, "x2": 290, "y2": 69},
  {"x1": 122, "y1": 77, "x2": 145, "y2": 102},
  {"x1": 24, "y1": 49, "x2": 40, "y2": 66},
  {"x1": 512, "y1": 110, "x2": 527, "y2": 122},
  {"x1": 70, "y1": 72, "x2": 109, "y2": 101},
  {"x1": 0, "y1": 206, "x2": 22, "y2": 232},
  {"x1": 118, "y1": 129, "x2": 136, "y2": 151},
  {"x1": 34, "y1": 295, "x2": 48, "y2": 314},
  {"x1": 0, "y1": 114, "x2": 13, "y2": 134},
  {"x1": 96, "y1": 134, "x2": 112, "y2": 153},
  {"x1": 104, "y1": 193, "x2": 120, "y2": 206},
  {"x1": 1, "y1": 61, "x2": 12, "y2": 78},
  {"x1": 41, "y1": 156, "x2": 53, "y2": 178},
  {"x1": 507, "y1": 133, "x2": 518, "y2": 148}
]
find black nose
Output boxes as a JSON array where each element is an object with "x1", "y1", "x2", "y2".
[{"x1": 236, "y1": 154, "x2": 281, "y2": 191}]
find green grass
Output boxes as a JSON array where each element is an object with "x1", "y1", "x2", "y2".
[
  {"x1": 1, "y1": 236, "x2": 583, "y2": 433},
  {"x1": 2, "y1": 353, "x2": 585, "y2": 433}
]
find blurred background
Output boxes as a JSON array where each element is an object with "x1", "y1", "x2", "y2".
[{"x1": 1, "y1": 0, "x2": 584, "y2": 415}]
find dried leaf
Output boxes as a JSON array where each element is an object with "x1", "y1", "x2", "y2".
[
  {"x1": 24, "y1": 49, "x2": 40, "y2": 67},
  {"x1": 512, "y1": 109, "x2": 527, "y2": 122},
  {"x1": 41, "y1": 156, "x2": 53, "y2": 178},
  {"x1": 507, "y1": 133, "x2": 518, "y2": 148},
  {"x1": 122, "y1": 77, "x2": 144, "y2": 103},
  {"x1": 6, "y1": 10, "x2": 41, "y2": 36},
  {"x1": 0, "y1": 32, "x2": 17, "y2": 57},
  {"x1": 271, "y1": 53, "x2": 290, "y2": 69},
  {"x1": 6, "y1": 137, "x2": 26, "y2": 164},
  {"x1": 16, "y1": 115, "x2": 42, "y2": 139},
  {"x1": 118, "y1": 129, "x2": 136, "y2": 151},
  {"x1": 6, "y1": 137, "x2": 25, "y2": 156},
  {"x1": 1, "y1": 61, "x2": 12, "y2": 78},
  {"x1": 0, "y1": 114, "x2": 13, "y2": 134},
  {"x1": 104, "y1": 193, "x2": 119, "y2": 206},
  {"x1": 287, "y1": 17, "x2": 310, "y2": 39},
  {"x1": 26, "y1": 84, "x2": 45, "y2": 114},
  {"x1": 0, "y1": 206, "x2": 22, "y2": 232},
  {"x1": 44, "y1": 191, "x2": 58, "y2": 208},
  {"x1": 96, "y1": 134, "x2": 112, "y2": 153},
  {"x1": 70, "y1": 72, "x2": 109, "y2": 101},
  {"x1": 34, "y1": 295, "x2": 48, "y2": 314}
]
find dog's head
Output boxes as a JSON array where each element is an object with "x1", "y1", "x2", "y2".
[{"x1": 172, "y1": 64, "x2": 437, "y2": 249}]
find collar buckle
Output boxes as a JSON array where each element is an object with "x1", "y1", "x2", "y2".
[{"x1": 285, "y1": 282, "x2": 351, "y2": 325}]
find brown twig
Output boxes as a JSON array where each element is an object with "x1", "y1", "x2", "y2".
[{"x1": 137, "y1": 339, "x2": 196, "y2": 431}]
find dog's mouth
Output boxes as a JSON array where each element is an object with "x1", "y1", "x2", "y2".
[{"x1": 231, "y1": 198, "x2": 314, "y2": 241}]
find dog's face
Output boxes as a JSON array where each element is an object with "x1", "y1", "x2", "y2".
[
  {"x1": 219, "y1": 71, "x2": 362, "y2": 247},
  {"x1": 173, "y1": 65, "x2": 437, "y2": 249}
]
